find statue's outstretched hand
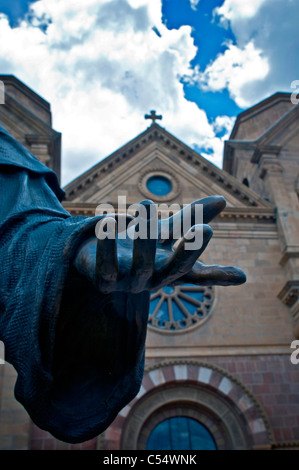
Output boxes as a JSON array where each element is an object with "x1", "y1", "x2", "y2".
[
  {"x1": 56, "y1": 196, "x2": 246, "y2": 382},
  {"x1": 74, "y1": 196, "x2": 246, "y2": 293}
]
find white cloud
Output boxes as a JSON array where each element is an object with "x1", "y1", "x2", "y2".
[
  {"x1": 211, "y1": 0, "x2": 298, "y2": 107},
  {"x1": 190, "y1": 0, "x2": 200, "y2": 11},
  {"x1": 0, "y1": 0, "x2": 230, "y2": 184},
  {"x1": 200, "y1": 115, "x2": 235, "y2": 168},
  {"x1": 191, "y1": 41, "x2": 269, "y2": 108},
  {"x1": 213, "y1": 115, "x2": 235, "y2": 135},
  {"x1": 214, "y1": 0, "x2": 267, "y2": 22}
]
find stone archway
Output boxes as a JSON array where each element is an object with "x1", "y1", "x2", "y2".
[{"x1": 102, "y1": 360, "x2": 273, "y2": 450}]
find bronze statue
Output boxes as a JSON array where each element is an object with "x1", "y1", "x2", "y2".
[{"x1": 0, "y1": 123, "x2": 246, "y2": 443}]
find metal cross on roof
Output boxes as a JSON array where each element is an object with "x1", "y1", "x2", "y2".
[{"x1": 145, "y1": 110, "x2": 162, "y2": 125}]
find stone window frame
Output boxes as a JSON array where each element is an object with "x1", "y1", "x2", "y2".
[
  {"x1": 137, "y1": 401, "x2": 230, "y2": 450},
  {"x1": 138, "y1": 169, "x2": 181, "y2": 202},
  {"x1": 148, "y1": 285, "x2": 215, "y2": 334},
  {"x1": 102, "y1": 360, "x2": 273, "y2": 450}
]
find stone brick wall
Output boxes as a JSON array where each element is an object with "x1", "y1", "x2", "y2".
[
  {"x1": 0, "y1": 363, "x2": 30, "y2": 450},
  {"x1": 30, "y1": 427, "x2": 97, "y2": 450},
  {"x1": 102, "y1": 354, "x2": 299, "y2": 450},
  {"x1": 146, "y1": 233, "x2": 292, "y2": 353},
  {"x1": 145, "y1": 355, "x2": 299, "y2": 446},
  {"x1": 2, "y1": 353, "x2": 298, "y2": 449}
]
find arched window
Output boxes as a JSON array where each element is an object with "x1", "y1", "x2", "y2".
[{"x1": 146, "y1": 416, "x2": 217, "y2": 450}]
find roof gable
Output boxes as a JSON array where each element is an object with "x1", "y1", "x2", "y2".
[
  {"x1": 250, "y1": 103, "x2": 299, "y2": 163},
  {"x1": 64, "y1": 123, "x2": 272, "y2": 209},
  {"x1": 0, "y1": 75, "x2": 52, "y2": 126},
  {"x1": 224, "y1": 99, "x2": 299, "y2": 172},
  {"x1": 230, "y1": 92, "x2": 293, "y2": 141}
]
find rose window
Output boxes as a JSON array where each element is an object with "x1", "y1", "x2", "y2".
[{"x1": 148, "y1": 284, "x2": 215, "y2": 332}]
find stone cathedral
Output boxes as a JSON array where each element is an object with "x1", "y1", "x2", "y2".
[{"x1": 0, "y1": 75, "x2": 298, "y2": 450}]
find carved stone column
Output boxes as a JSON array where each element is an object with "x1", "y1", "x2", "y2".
[{"x1": 258, "y1": 153, "x2": 299, "y2": 337}]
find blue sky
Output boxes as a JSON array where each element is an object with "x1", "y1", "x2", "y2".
[
  {"x1": 0, "y1": 0, "x2": 30, "y2": 25},
  {"x1": 0, "y1": 0, "x2": 297, "y2": 184},
  {"x1": 162, "y1": 0, "x2": 241, "y2": 119}
]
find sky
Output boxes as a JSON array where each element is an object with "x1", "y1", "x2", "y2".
[{"x1": 0, "y1": 0, "x2": 297, "y2": 185}]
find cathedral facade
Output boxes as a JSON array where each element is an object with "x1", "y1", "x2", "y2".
[{"x1": 0, "y1": 75, "x2": 298, "y2": 450}]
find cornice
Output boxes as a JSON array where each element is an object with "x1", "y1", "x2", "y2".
[
  {"x1": 223, "y1": 99, "x2": 299, "y2": 177},
  {"x1": 217, "y1": 206, "x2": 275, "y2": 222},
  {"x1": 257, "y1": 103, "x2": 299, "y2": 147},
  {"x1": 278, "y1": 280, "x2": 299, "y2": 308},
  {"x1": 62, "y1": 201, "x2": 276, "y2": 224},
  {"x1": 272, "y1": 441, "x2": 299, "y2": 449},
  {"x1": 229, "y1": 92, "x2": 292, "y2": 140},
  {"x1": 0, "y1": 92, "x2": 61, "y2": 181},
  {"x1": 64, "y1": 124, "x2": 272, "y2": 209},
  {"x1": 25, "y1": 134, "x2": 57, "y2": 154},
  {"x1": 251, "y1": 144, "x2": 282, "y2": 164},
  {"x1": 279, "y1": 246, "x2": 299, "y2": 266},
  {"x1": 0, "y1": 93, "x2": 59, "y2": 138},
  {"x1": 0, "y1": 74, "x2": 51, "y2": 113}
]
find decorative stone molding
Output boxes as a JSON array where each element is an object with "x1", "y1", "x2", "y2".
[
  {"x1": 138, "y1": 168, "x2": 181, "y2": 202},
  {"x1": 25, "y1": 134, "x2": 53, "y2": 166},
  {"x1": 251, "y1": 145, "x2": 281, "y2": 164},
  {"x1": 258, "y1": 155, "x2": 283, "y2": 180},
  {"x1": 102, "y1": 360, "x2": 273, "y2": 450},
  {"x1": 62, "y1": 202, "x2": 276, "y2": 225},
  {"x1": 64, "y1": 124, "x2": 271, "y2": 209},
  {"x1": 25, "y1": 134, "x2": 53, "y2": 152},
  {"x1": 272, "y1": 441, "x2": 299, "y2": 450},
  {"x1": 278, "y1": 280, "x2": 299, "y2": 338},
  {"x1": 134, "y1": 393, "x2": 231, "y2": 450},
  {"x1": 278, "y1": 280, "x2": 299, "y2": 308},
  {"x1": 217, "y1": 207, "x2": 276, "y2": 223},
  {"x1": 279, "y1": 246, "x2": 299, "y2": 266}
]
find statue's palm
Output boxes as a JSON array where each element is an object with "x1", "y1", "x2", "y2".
[
  {"x1": 60, "y1": 196, "x2": 246, "y2": 379},
  {"x1": 74, "y1": 196, "x2": 246, "y2": 294}
]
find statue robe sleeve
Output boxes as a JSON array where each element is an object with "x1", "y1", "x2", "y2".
[{"x1": 0, "y1": 125, "x2": 145, "y2": 443}]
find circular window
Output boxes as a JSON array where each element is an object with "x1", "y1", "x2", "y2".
[
  {"x1": 138, "y1": 170, "x2": 180, "y2": 201},
  {"x1": 146, "y1": 416, "x2": 217, "y2": 450},
  {"x1": 146, "y1": 175, "x2": 173, "y2": 196},
  {"x1": 148, "y1": 284, "x2": 214, "y2": 333}
]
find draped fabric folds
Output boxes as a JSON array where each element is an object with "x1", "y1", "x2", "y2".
[{"x1": 0, "y1": 125, "x2": 145, "y2": 443}]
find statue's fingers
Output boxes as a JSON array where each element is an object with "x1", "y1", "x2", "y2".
[
  {"x1": 114, "y1": 213, "x2": 135, "y2": 234},
  {"x1": 95, "y1": 217, "x2": 118, "y2": 284},
  {"x1": 200, "y1": 195, "x2": 226, "y2": 223},
  {"x1": 154, "y1": 224, "x2": 213, "y2": 286},
  {"x1": 159, "y1": 196, "x2": 226, "y2": 245},
  {"x1": 175, "y1": 262, "x2": 247, "y2": 286},
  {"x1": 131, "y1": 200, "x2": 158, "y2": 291}
]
